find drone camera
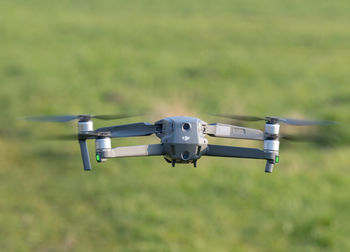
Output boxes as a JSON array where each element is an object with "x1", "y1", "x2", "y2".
[
  {"x1": 181, "y1": 151, "x2": 190, "y2": 161},
  {"x1": 182, "y1": 123, "x2": 191, "y2": 131}
]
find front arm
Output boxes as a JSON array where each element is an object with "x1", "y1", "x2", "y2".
[
  {"x1": 204, "y1": 144, "x2": 279, "y2": 173},
  {"x1": 97, "y1": 144, "x2": 164, "y2": 159}
]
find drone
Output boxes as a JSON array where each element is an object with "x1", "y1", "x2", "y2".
[{"x1": 24, "y1": 114, "x2": 333, "y2": 173}]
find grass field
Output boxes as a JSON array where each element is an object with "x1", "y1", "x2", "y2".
[{"x1": 1, "y1": 0, "x2": 350, "y2": 251}]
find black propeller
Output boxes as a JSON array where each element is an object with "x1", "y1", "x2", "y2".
[
  {"x1": 279, "y1": 133, "x2": 334, "y2": 144},
  {"x1": 22, "y1": 113, "x2": 143, "y2": 122},
  {"x1": 42, "y1": 123, "x2": 160, "y2": 141},
  {"x1": 95, "y1": 122, "x2": 159, "y2": 138},
  {"x1": 212, "y1": 114, "x2": 335, "y2": 126}
]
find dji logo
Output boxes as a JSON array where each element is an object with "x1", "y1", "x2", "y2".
[{"x1": 182, "y1": 136, "x2": 190, "y2": 141}]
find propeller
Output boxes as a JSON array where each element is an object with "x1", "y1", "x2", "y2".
[
  {"x1": 42, "y1": 134, "x2": 78, "y2": 141},
  {"x1": 279, "y1": 133, "x2": 334, "y2": 144},
  {"x1": 212, "y1": 114, "x2": 335, "y2": 126},
  {"x1": 95, "y1": 122, "x2": 159, "y2": 138},
  {"x1": 21, "y1": 113, "x2": 143, "y2": 122},
  {"x1": 328, "y1": 94, "x2": 350, "y2": 105},
  {"x1": 42, "y1": 123, "x2": 160, "y2": 141}
]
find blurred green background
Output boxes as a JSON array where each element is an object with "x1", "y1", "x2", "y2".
[{"x1": 1, "y1": 0, "x2": 350, "y2": 251}]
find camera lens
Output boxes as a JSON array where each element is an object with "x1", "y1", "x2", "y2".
[
  {"x1": 182, "y1": 123, "x2": 191, "y2": 131},
  {"x1": 181, "y1": 151, "x2": 190, "y2": 160}
]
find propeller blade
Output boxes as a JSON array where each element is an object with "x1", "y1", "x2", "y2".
[
  {"x1": 280, "y1": 133, "x2": 333, "y2": 144},
  {"x1": 34, "y1": 122, "x2": 156, "y2": 141},
  {"x1": 329, "y1": 95, "x2": 350, "y2": 105},
  {"x1": 42, "y1": 134, "x2": 79, "y2": 141},
  {"x1": 212, "y1": 114, "x2": 335, "y2": 126},
  {"x1": 211, "y1": 114, "x2": 265, "y2": 121},
  {"x1": 273, "y1": 117, "x2": 335, "y2": 126},
  {"x1": 93, "y1": 113, "x2": 143, "y2": 120},
  {"x1": 22, "y1": 113, "x2": 143, "y2": 122},
  {"x1": 22, "y1": 115, "x2": 80, "y2": 122},
  {"x1": 40, "y1": 131, "x2": 112, "y2": 141},
  {"x1": 96, "y1": 122, "x2": 159, "y2": 138}
]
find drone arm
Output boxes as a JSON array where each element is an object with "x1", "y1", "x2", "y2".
[
  {"x1": 204, "y1": 123, "x2": 264, "y2": 141},
  {"x1": 98, "y1": 144, "x2": 164, "y2": 159},
  {"x1": 205, "y1": 144, "x2": 278, "y2": 173},
  {"x1": 205, "y1": 144, "x2": 275, "y2": 161},
  {"x1": 95, "y1": 122, "x2": 159, "y2": 138}
]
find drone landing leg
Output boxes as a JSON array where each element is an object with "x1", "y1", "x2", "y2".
[{"x1": 79, "y1": 140, "x2": 92, "y2": 171}]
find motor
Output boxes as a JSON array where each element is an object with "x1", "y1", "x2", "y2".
[
  {"x1": 264, "y1": 123, "x2": 280, "y2": 173},
  {"x1": 95, "y1": 137, "x2": 111, "y2": 163}
]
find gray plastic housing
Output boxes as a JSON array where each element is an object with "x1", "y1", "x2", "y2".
[
  {"x1": 265, "y1": 161, "x2": 274, "y2": 173},
  {"x1": 155, "y1": 117, "x2": 208, "y2": 164}
]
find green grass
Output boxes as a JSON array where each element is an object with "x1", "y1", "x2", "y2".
[{"x1": 1, "y1": 0, "x2": 350, "y2": 251}]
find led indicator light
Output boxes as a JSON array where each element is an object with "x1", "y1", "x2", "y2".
[
  {"x1": 275, "y1": 156, "x2": 279, "y2": 163},
  {"x1": 96, "y1": 154, "x2": 101, "y2": 162}
]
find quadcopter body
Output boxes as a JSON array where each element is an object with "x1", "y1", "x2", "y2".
[
  {"x1": 155, "y1": 116, "x2": 208, "y2": 166},
  {"x1": 25, "y1": 114, "x2": 332, "y2": 173},
  {"x1": 82, "y1": 116, "x2": 279, "y2": 172}
]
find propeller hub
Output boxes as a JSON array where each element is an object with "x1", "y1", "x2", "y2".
[
  {"x1": 263, "y1": 122, "x2": 280, "y2": 173},
  {"x1": 78, "y1": 115, "x2": 93, "y2": 122},
  {"x1": 78, "y1": 120, "x2": 93, "y2": 133},
  {"x1": 265, "y1": 117, "x2": 280, "y2": 124},
  {"x1": 264, "y1": 122, "x2": 280, "y2": 151},
  {"x1": 264, "y1": 123, "x2": 280, "y2": 138}
]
